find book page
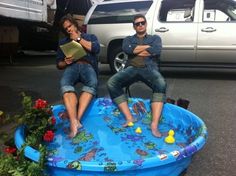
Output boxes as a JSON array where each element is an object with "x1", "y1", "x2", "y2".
[{"x1": 60, "y1": 40, "x2": 87, "y2": 61}]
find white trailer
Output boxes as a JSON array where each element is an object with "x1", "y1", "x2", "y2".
[{"x1": 0, "y1": 0, "x2": 56, "y2": 58}]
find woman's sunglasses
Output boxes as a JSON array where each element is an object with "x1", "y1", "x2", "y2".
[{"x1": 134, "y1": 21, "x2": 146, "y2": 27}]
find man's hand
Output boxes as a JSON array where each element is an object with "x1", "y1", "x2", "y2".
[
  {"x1": 137, "y1": 50, "x2": 150, "y2": 57},
  {"x1": 65, "y1": 56, "x2": 74, "y2": 65},
  {"x1": 133, "y1": 45, "x2": 150, "y2": 54},
  {"x1": 57, "y1": 56, "x2": 74, "y2": 70},
  {"x1": 69, "y1": 31, "x2": 81, "y2": 41}
]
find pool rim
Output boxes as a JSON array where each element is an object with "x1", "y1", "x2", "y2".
[{"x1": 14, "y1": 100, "x2": 208, "y2": 172}]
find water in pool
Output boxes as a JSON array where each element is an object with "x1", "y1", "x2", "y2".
[{"x1": 47, "y1": 100, "x2": 189, "y2": 164}]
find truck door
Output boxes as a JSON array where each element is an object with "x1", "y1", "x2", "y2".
[
  {"x1": 152, "y1": 0, "x2": 198, "y2": 63},
  {"x1": 196, "y1": 0, "x2": 236, "y2": 63}
]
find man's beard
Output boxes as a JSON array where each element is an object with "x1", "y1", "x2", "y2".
[{"x1": 137, "y1": 29, "x2": 146, "y2": 35}]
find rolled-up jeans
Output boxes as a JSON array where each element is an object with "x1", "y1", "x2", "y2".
[
  {"x1": 60, "y1": 63, "x2": 98, "y2": 96},
  {"x1": 107, "y1": 65, "x2": 166, "y2": 105}
]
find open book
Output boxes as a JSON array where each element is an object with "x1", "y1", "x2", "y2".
[{"x1": 60, "y1": 40, "x2": 86, "y2": 61}]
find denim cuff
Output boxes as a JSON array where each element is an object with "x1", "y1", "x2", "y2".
[
  {"x1": 113, "y1": 94, "x2": 127, "y2": 105},
  {"x1": 151, "y1": 93, "x2": 166, "y2": 102},
  {"x1": 61, "y1": 85, "x2": 76, "y2": 95},
  {"x1": 82, "y1": 85, "x2": 96, "y2": 96}
]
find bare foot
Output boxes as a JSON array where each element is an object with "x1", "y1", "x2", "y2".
[
  {"x1": 77, "y1": 121, "x2": 83, "y2": 129},
  {"x1": 122, "y1": 118, "x2": 136, "y2": 127},
  {"x1": 68, "y1": 130, "x2": 78, "y2": 138},
  {"x1": 151, "y1": 123, "x2": 162, "y2": 137},
  {"x1": 68, "y1": 121, "x2": 78, "y2": 138}
]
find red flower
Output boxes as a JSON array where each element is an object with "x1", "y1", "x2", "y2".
[
  {"x1": 4, "y1": 146, "x2": 17, "y2": 154},
  {"x1": 46, "y1": 108, "x2": 52, "y2": 114},
  {"x1": 43, "y1": 130, "x2": 54, "y2": 142},
  {"x1": 34, "y1": 99, "x2": 48, "y2": 109},
  {"x1": 50, "y1": 116, "x2": 56, "y2": 125}
]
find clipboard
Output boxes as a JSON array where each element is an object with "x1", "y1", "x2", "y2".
[{"x1": 60, "y1": 40, "x2": 87, "y2": 61}]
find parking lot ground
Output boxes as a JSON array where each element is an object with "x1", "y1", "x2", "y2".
[{"x1": 0, "y1": 53, "x2": 236, "y2": 176}]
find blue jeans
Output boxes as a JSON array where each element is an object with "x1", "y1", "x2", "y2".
[
  {"x1": 107, "y1": 65, "x2": 166, "y2": 104},
  {"x1": 60, "y1": 63, "x2": 98, "y2": 96}
]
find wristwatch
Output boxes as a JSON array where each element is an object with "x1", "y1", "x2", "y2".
[{"x1": 77, "y1": 37, "x2": 81, "y2": 42}]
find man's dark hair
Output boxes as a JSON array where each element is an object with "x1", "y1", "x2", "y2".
[
  {"x1": 133, "y1": 14, "x2": 147, "y2": 25},
  {"x1": 59, "y1": 14, "x2": 81, "y2": 36}
]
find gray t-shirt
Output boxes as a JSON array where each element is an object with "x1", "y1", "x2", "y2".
[{"x1": 129, "y1": 37, "x2": 145, "y2": 67}]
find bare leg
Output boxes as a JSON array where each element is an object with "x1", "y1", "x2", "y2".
[
  {"x1": 151, "y1": 102, "x2": 163, "y2": 137},
  {"x1": 118, "y1": 101, "x2": 135, "y2": 127},
  {"x1": 77, "y1": 91, "x2": 93, "y2": 127},
  {"x1": 63, "y1": 92, "x2": 78, "y2": 138}
]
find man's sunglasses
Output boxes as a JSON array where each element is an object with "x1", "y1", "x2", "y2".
[{"x1": 134, "y1": 21, "x2": 146, "y2": 27}]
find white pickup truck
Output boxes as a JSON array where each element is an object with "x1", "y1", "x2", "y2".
[
  {"x1": 0, "y1": 0, "x2": 56, "y2": 57},
  {"x1": 84, "y1": 0, "x2": 236, "y2": 73}
]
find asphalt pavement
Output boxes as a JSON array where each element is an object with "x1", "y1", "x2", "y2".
[{"x1": 0, "y1": 52, "x2": 236, "y2": 176}]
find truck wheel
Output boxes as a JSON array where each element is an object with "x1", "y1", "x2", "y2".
[{"x1": 109, "y1": 46, "x2": 128, "y2": 73}]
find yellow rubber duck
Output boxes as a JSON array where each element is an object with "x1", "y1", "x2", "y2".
[
  {"x1": 165, "y1": 130, "x2": 175, "y2": 144},
  {"x1": 135, "y1": 127, "x2": 142, "y2": 134},
  {"x1": 127, "y1": 121, "x2": 134, "y2": 127}
]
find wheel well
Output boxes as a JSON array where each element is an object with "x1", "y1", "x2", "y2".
[{"x1": 107, "y1": 39, "x2": 123, "y2": 60}]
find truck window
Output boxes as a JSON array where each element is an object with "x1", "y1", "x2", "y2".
[
  {"x1": 88, "y1": 1, "x2": 153, "y2": 24},
  {"x1": 203, "y1": 0, "x2": 236, "y2": 22},
  {"x1": 159, "y1": 0, "x2": 196, "y2": 22}
]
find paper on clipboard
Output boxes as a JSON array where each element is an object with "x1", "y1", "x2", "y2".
[{"x1": 60, "y1": 40, "x2": 86, "y2": 61}]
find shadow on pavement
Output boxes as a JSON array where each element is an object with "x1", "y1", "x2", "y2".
[{"x1": 0, "y1": 86, "x2": 41, "y2": 115}]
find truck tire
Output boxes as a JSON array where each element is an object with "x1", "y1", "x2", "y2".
[{"x1": 109, "y1": 46, "x2": 128, "y2": 73}]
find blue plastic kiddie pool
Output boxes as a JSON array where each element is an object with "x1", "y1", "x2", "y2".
[{"x1": 15, "y1": 98, "x2": 207, "y2": 176}]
